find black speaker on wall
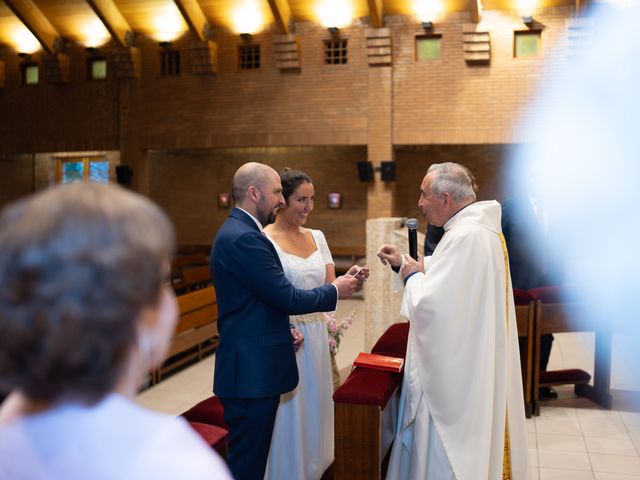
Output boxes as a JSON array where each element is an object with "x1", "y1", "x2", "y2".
[
  {"x1": 357, "y1": 161, "x2": 374, "y2": 182},
  {"x1": 115, "y1": 165, "x2": 133, "y2": 185},
  {"x1": 380, "y1": 161, "x2": 396, "y2": 182}
]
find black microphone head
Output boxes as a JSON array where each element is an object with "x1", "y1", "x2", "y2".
[{"x1": 406, "y1": 218, "x2": 418, "y2": 231}]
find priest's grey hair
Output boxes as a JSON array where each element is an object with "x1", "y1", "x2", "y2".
[{"x1": 427, "y1": 162, "x2": 477, "y2": 203}]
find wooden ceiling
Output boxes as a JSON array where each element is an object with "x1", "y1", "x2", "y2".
[{"x1": 0, "y1": 0, "x2": 578, "y2": 54}]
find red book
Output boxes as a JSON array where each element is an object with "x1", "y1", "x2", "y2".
[{"x1": 353, "y1": 352, "x2": 404, "y2": 373}]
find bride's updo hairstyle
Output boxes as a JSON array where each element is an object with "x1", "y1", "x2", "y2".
[
  {"x1": 280, "y1": 168, "x2": 312, "y2": 204},
  {"x1": 0, "y1": 182, "x2": 174, "y2": 404}
]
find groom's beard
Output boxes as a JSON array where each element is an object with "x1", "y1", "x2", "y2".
[
  {"x1": 257, "y1": 200, "x2": 280, "y2": 227},
  {"x1": 265, "y1": 212, "x2": 276, "y2": 225}
]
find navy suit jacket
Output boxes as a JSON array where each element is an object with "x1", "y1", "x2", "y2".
[
  {"x1": 210, "y1": 208, "x2": 338, "y2": 398},
  {"x1": 501, "y1": 196, "x2": 562, "y2": 290}
]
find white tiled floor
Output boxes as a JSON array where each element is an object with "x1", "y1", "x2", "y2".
[{"x1": 137, "y1": 298, "x2": 640, "y2": 479}]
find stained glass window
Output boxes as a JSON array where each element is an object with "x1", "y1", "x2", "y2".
[
  {"x1": 515, "y1": 31, "x2": 541, "y2": 58},
  {"x1": 416, "y1": 35, "x2": 442, "y2": 60},
  {"x1": 89, "y1": 161, "x2": 109, "y2": 183},
  {"x1": 59, "y1": 158, "x2": 109, "y2": 183},
  {"x1": 62, "y1": 161, "x2": 84, "y2": 183}
]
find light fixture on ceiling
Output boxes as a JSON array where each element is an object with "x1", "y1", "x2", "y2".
[
  {"x1": 317, "y1": 0, "x2": 352, "y2": 31},
  {"x1": 414, "y1": 0, "x2": 443, "y2": 31}
]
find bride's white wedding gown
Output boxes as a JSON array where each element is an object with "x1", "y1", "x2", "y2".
[{"x1": 264, "y1": 229, "x2": 334, "y2": 480}]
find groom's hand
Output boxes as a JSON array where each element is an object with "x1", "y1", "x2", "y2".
[{"x1": 332, "y1": 275, "x2": 359, "y2": 299}]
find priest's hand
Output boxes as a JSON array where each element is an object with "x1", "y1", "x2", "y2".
[
  {"x1": 400, "y1": 253, "x2": 424, "y2": 281},
  {"x1": 377, "y1": 244, "x2": 402, "y2": 268}
]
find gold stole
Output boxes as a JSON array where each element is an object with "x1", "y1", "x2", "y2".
[{"x1": 499, "y1": 233, "x2": 513, "y2": 480}]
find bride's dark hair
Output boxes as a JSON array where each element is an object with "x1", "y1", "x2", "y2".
[{"x1": 280, "y1": 168, "x2": 312, "y2": 203}]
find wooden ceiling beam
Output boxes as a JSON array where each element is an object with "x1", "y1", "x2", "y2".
[
  {"x1": 173, "y1": 0, "x2": 209, "y2": 41},
  {"x1": 469, "y1": 0, "x2": 482, "y2": 23},
  {"x1": 367, "y1": 0, "x2": 383, "y2": 28},
  {"x1": 85, "y1": 0, "x2": 132, "y2": 47},
  {"x1": 267, "y1": 0, "x2": 292, "y2": 34},
  {"x1": 3, "y1": 0, "x2": 60, "y2": 53}
]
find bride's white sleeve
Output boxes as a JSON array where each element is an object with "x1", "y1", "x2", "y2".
[{"x1": 314, "y1": 230, "x2": 334, "y2": 265}]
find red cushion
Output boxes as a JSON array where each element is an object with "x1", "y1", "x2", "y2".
[
  {"x1": 539, "y1": 369, "x2": 591, "y2": 386},
  {"x1": 528, "y1": 286, "x2": 576, "y2": 304},
  {"x1": 188, "y1": 421, "x2": 228, "y2": 454},
  {"x1": 371, "y1": 322, "x2": 409, "y2": 358},
  {"x1": 513, "y1": 288, "x2": 535, "y2": 306},
  {"x1": 333, "y1": 366, "x2": 402, "y2": 408},
  {"x1": 181, "y1": 395, "x2": 227, "y2": 429}
]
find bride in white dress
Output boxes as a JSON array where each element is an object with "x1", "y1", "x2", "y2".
[{"x1": 263, "y1": 169, "x2": 336, "y2": 480}]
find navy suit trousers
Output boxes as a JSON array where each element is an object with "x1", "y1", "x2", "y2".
[{"x1": 220, "y1": 395, "x2": 280, "y2": 480}]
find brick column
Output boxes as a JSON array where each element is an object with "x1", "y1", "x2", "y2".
[
  {"x1": 366, "y1": 28, "x2": 394, "y2": 219},
  {"x1": 118, "y1": 79, "x2": 149, "y2": 194}
]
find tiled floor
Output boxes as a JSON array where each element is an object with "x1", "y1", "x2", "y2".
[{"x1": 137, "y1": 298, "x2": 640, "y2": 479}]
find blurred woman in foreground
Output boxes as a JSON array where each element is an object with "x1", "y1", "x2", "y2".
[{"x1": 0, "y1": 183, "x2": 231, "y2": 480}]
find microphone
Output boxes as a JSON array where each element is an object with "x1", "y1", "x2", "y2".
[{"x1": 406, "y1": 218, "x2": 418, "y2": 260}]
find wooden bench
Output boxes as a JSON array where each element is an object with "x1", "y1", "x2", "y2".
[
  {"x1": 529, "y1": 286, "x2": 606, "y2": 413},
  {"x1": 154, "y1": 286, "x2": 219, "y2": 382},
  {"x1": 513, "y1": 289, "x2": 535, "y2": 418},
  {"x1": 180, "y1": 265, "x2": 213, "y2": 292},
  {"x1": 170, "y1": 252, "x2": 210, "y2": 294},
  {"x1": 333, "y1": 322, "x2": 409, "y2": 480}
]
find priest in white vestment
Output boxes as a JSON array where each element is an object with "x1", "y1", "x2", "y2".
[{"x1": 378, "y1": 162, "x2": 528, "y2": 480}]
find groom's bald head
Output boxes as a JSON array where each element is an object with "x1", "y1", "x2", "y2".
[{"x1": 232, "y1": 162, "x2": 273, "y2": 203}]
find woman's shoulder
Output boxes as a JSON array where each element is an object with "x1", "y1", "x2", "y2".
[
  {"x1": 129, "y1": 415, "x2": 232, "y2": 479},
  {"x1": 307, "y1": 228, "x2": 326, "y2": 240}
]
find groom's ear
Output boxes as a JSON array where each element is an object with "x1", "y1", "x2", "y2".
[{"x1": 247, "y1": 185, "x2": 260, "y2": 203}]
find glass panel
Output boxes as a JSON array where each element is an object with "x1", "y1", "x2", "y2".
[
  {"x1": 417, "y1": 37, "x2": 441, "y2": 60},
  {"x1": 25, "y1": 65, "x2": 39, "y2": 85},
  {"x1": 515, "y1": 32, "x2": 540, "y2": 57},
  {"x1": 91, "y1": 59, "x2": 107, "y2": 80},
  {"x1": 62, "y1": 161, "x2": 84, "y2": 183},
  {"x1": 89, "y1": 161, "x2": 109, "y2": 183}
]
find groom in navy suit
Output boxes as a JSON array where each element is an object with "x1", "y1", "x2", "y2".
[{"x1": 211, "y1": 162, "x2": 361, "y2": 480}]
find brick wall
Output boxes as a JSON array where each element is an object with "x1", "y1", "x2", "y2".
[
  {"x1": 149, "y1": 146, "x2": 368, "y2": 248},
  {"x1": 0, "y1": 7, "x2": 576, "y2": 246},
  {"x1": 135, "y1": 23, "x2": 369, "y2": 150},
  {"x1": 0, "y1": 154, "x2": 34, "y2": 207},
  {"x1": 395, "y1": 144, "x2": 511, "y2": 231},
  {"x1": 0, "y1": 44, "x2": 119, "y2": 154},
  {"x1": 392, "y1": 8, "x2": 571, "y2": 144}
]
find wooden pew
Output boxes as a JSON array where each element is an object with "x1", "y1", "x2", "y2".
[
  {"x1": 529, "y1": 286, "x2": 608, "y2": 413},
  {"x1": 155, "y1": 286, "x2": 218, "y2": 382},
  {"x1": 180, "y1": 265, "x2": 213, "y2": 292},
  {"x1": 333, "y1": 322, "x2": 409, "y2": 480},
  {"x1": 513, "y1": 289, "x2": 535, "y2": 418},
  {"x1": 170, "y1": 252, "x2": 209, "y2": 293}
]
